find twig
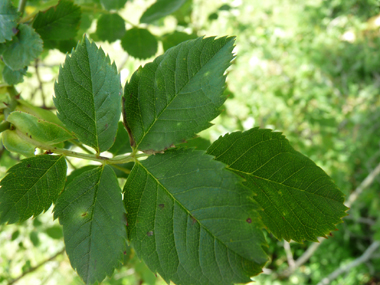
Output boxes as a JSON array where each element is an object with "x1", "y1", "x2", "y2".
[
  {"x1": 34, "y1": 59, "x2": 46, "y2": 108},
  {"x1": 278, "y1": 161, "x2": 380, "y2": 278},
  {"x1": 345, "y1": 161, "x2": 380, "y2": 208},
  {"x1": 283, "y1": 241, "x2": 295, "y2": 270},
  {"x1": 317, "y1": 241, "x2": 380, "y2": 285},
  {"x1": 7, "y1": 248, "x2": 66, "y2": 285},
  {"x1": 18, "y1": 0, "x2": 27, "y2": 16}
]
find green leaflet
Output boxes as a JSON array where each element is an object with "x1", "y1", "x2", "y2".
[
  {"x1": 54, "y1": 35, "x2": 121, "y2": 153},
  {"x1": 124, "y1": 148, "x2": 267, "y2": 285},
  {"x1": 161, "y1": 31, "x2": 197, "y2": 52},
  {"x1": 0, "y1": 155, "x2": 67, "y2": 224},
  {"x1": 96, "y1": 13, "x2": 126, "y2": 43},
  {"x1": 207, "y1": 128, "x2": 349, "y2": 242},
  {"x1": 0, "y1": 0, "x2": 18, "y2": 43},
  {"x1": 124, "y1": 36, "x2": 234, "y2": 152},
  {"x1": 100, "y1": 0, "x2": 127, "y2": 11},
  {"x1": 54, "y1": 165, "x2": 127, "y2": 285},
  {"x1": 1, "y1": 24, "x2": 43, "y2": 70},
  {"x1": 1, "y1": 129, "x2": 35, "y2": 157},
  {"x1": 2, "y1": 66, "x2": 27, "y2": 85},
  {"x1": 32, "y1": 0, "x2": 81, "y2": 41},
  {"x1": 7, "y1": 111, "x2": 74, "y2": 145},
  {"x1": 140, "y1": 0, "x2": 187, "y2": 23},
  {"x1": 121, "y1": 28, "x2": 158, "y2": 59}
]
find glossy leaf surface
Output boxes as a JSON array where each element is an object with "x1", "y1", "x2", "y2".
[
  {"x1": 207, "y1": 128, "x2": 349, "y2": 242},
  {"x1": 54, "y1": 36, "x2": 121, "y2": 153},
  {"x1": 124, "y1": 36, "x2": 234, "y2": 152},
  {"x1": 0, "y1": 155, "x2": 67, "y2": 224},
  {"x1": 54, "y1": 165, "x2": 127, "y2": 284},
  {"x1": 124, "y1": 148, "x2": 267, "y2": 285}
]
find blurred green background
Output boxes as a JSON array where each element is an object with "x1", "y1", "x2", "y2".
[{"x1": 1, "y1": 0, "x2": 380, "y2": 284}]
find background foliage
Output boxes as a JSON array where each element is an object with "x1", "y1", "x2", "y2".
[{"x1": 0, "y1": 0, "x2": 379, "y2": 284}]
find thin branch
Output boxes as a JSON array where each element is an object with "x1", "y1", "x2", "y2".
[
  {"x1": 16, "y1": 129, "x2": 148, "y2": 164},
  {"x1": 7, "y1": 248, "x2": 66, "y2": 285},
  {"x1": 345, "y1": 161, "x2": 380, "y2": 208},
  {"x1": 18, "y1": 0, "x2": 27, "y2": 16},
  {"x1": 34, "y1": 59, "x2": 46, "y2": 108},
  {"x1": 283, "y1": 241, "x2": 295, "y2": 270},
  {"x1": 317, "y1": 241, "x2": 380, "y2": 285},
  {"x1": 278, "y1": 160, "x2": 380, "y2": 278}
]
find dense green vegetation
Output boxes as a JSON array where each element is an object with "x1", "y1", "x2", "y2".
[{"x1": 0, "y1": 0, "x2": 379, "y2": 284}]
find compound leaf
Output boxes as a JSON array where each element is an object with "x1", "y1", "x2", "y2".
[
  {"x1": 140, "y1": 0, "x2": 187, "y2": 24},
  {"x1": 121, "y1": 28, "x2": 158, "y2": 59},
  {"x1": 0, "y1": 155, "x2": 67, "y2": 224},
  {"x1": 124, "y1": 36, "x2": 234, "y2": 153},
  {"x1": 124, "y1": 148, "x2": 267, "y2": 285},
  {"x1": 54, "y1": 165, "x2": 127, "y2": 285},
  {"x1": 32, "y1": 0, "x2": 81, "y2": 41},
  {"x1": 1, "y1": 24, "x2": 43, "y2": 70},
  {"x1": 54, "y1": 35, "x2": 122, "y2": 153},
  {"x1": 96, "y1": 13, "x2": 125, "y2": 43},
  {"x1": 207, "y1": 128, "x2": 349, "y2": 242},
  {"x1": 0, "y1": 0, "x2": 18, "y2": 43}
]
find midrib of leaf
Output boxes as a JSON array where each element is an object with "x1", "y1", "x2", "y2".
[
  {"x1": 136, "y1": 43, "x2": 229, "y2": 148},
  {"x1": 84, "y1": 168, "x2": 103, "y2": 284},
  {"x1": 2, "y1": 156, "x2": 64, "y2": 216},
  {"x1": 137, "y1": 160, "x2": 253, "y2": 262}
]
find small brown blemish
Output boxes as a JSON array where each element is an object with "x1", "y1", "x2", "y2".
[
  {"x1": 282, "y1": 216, "x2": 285, "y2": 220},
  {"x1": 27, "y1": 164, "x2": 31, "y2": 168},
  {"x1": 329, "y1": 232, "x2": 333, "y2": 237},
  {"x1": 81, "y1": 212, "x2": 87, "y2": 217},
  {"x1": 123, "y1": 251, "x2": 127, "y2": 255},
  {"x1": 45, "y1": 150, "x2": 53, "y2": 154},
  {"x1": 190, "y1": 216, "x2": 196, "y2": 225},
  {"x1": 12, "y1": 27, "x2": 19, "y2": 35},
  {"x1": 158, "y1": 204, "x2": 165, "y2": 209},
  {"x1": 246, "y1": 218, "x2": 252, "y2": 223},
  {"x1": 29, "y1": 135, "x2": 32, "y2": 139},
  {"x1": 105, "y1": 123, "x2": 108, "y2": 130},
  {"x1": 147, "y1": 231, "x2": 153, "y2": 236}
]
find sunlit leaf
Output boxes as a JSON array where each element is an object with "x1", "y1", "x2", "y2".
[
  {"x1": 124, "y1": 148, "x2": 267, "y2": 285},
  {"x1": 207, "y1": 128, "x2": 349, "y2": 242},
  {"x1": 7, "y1": 111, "x2": 75, "y2": 145},
  {"x1": 0, "y1": 155, "x2": 67, "y2": 224},
  {"x1": 124, "y1": 36, "x2": 234, "y2": 152},
  {"x1": 140, "y1": 0, "x2": 187, "y2": 24}
]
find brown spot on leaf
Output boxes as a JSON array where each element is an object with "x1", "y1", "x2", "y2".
[
  {"x1": 147, "y1": 231, "x2": 153, "y2": 236},
  {"x1": 190, "y1": 216, "x2": 196, "y2": 225},
  {"x1": 158, "y1": 204, "x2": 165, "y2": 209},
  {"x1": 81, "y1": 212, "x2": 87, "y2": 217},
  {"x1": 123, "y1": 251, "x2": 127, "y2": 255},
  {"x1": 246, "y1": 218, "x2": 252, "y2": 223},
  {"x1": 12, "y1": 27, "x2": 19, "y2": 35},
  {"x1": 27, "y1": 164, "x2": 31, "y2": 168}
]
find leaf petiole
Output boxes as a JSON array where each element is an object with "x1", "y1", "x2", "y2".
[{"x1": 15, "y1": 130, "x2": 147, "y2": 164}]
